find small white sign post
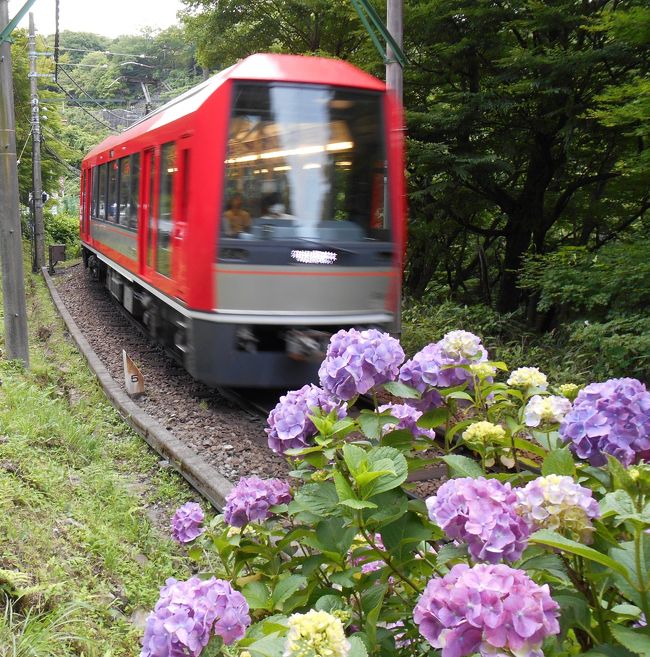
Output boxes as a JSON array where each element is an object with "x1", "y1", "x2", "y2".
[{"x1": 123, "y1": 349, "x2": 145, "y2": 397}]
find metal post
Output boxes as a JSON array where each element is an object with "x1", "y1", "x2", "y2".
[
  {"x1": 29, "y1": 12, "x2": 45, "y2": 272},
  {"x1": 386, "y1": 0, "x2": 403, "y2": 336},
  {"x1": 0, "y1": 0, "x2": 30, "y2": 365}
]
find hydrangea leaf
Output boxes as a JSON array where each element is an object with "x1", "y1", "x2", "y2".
[
  {"x1": 529, "y1": 529, "x2": 630, "y2": 578},
  {"x1": 580, "y1": 644, "x2": 636, "y2": 657},
  {"x1": 541, "y1": 448, "x2": 576, "y2": 476},
  {"x1": 441, "y1": 454, "x2": 484, "y2": 478},
  {"x1": 362, "y1": 447, "x2": 408, "y2": 497},
  {"x1": 608, "y1": 624, "x2": 650, "y2": 657},
  {"x1": 417, "y1": 407, "x2": 449, "y2": 429},
  {"x1": 381, "y1": 512, "x2": 432, "y2": 562},
  {"x1": 339, "y1": 499, "x2": 378, "y2": 510},
  {"x1": 382, "y1": 381, "x2": 422, "y2": 399},
  {"x1": 292, "y1": 483, "x2": 339, "y2": 517},
  {"x1": 358, "y1": 410, "x2": 397, "y2": 440},
  {"x1": 245, "y1": 632, "x2": 286, "y2": 657},
  {"x1": 271, "y1": 574, "x2": 307, "y2": 610},
  {"x1": 348, "y1": 635, "x2": 369, "y2": 657},
  {"x1": 553, "y1": 590, "x2": 592, "y2": 635},
  {"x1": 242, "y1": 581, "x2": 273, "y2": 611}
]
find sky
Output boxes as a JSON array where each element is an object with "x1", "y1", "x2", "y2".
[{"x1": 8, "y1": 0, "x2": 185, "y2": 38}]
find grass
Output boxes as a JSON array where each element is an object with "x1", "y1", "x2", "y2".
[{"x1": 0, "y1": 261, "x2": 200, "y2": 655}]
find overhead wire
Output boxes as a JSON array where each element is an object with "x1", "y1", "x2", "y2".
[
  {"x1": 58, "y1": 66, "x2": 141, "y2": 122},
  {"x1": 55, "y1": 81, "x2": 113, "y2": 130},
  {"x1": 58, "y1": 46, "x2": 155, "y2": 59},
  {"x1": 16, "y1": 128, "x2": 33, "y2": 166}
]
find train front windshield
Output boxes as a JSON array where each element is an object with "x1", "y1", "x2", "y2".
[{"x1": 221, "y1": 83, "x2": 389, "y2": 244}]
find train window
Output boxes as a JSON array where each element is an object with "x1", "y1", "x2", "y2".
[
  {"x1": 107, "y1": 160, "x2": 119, "y2": 223},
  {"x1": 97, "y1": 163, "x2": 107, "y2": 221},
  {"x1": 118, "y1": 154, "x2": 140, "y2": 230},
  {"x1": 221, "y1": 83, "x2": 388, "y2": 243},
  {"x1": 156, "y1": 143, "x2": 175, "y2": 277},
  {"x1": 91, "y1": 166, "x2": 99, "y2": 218}
]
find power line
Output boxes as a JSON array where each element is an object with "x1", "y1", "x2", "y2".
[
  {"x1": 41, "y1": 125, "x2": 83, "y2": 158},
  {"x1": 16, "y1": 127, "x2": 32, "y2": 165},
  {"x1": 55, "y1": 80, "x2": 113, "y2": 130},
  {"x1": 58, "y1": 46, "x2": 155, "y2": 59},
  {"x1": 58, "y1": 66, "x2": 140, "y2": 122},
  {"x1": 42, "y1": 142, "x2": 81, "y2": 174}
]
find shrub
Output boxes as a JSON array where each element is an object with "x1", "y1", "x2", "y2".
[
  {"x1": 44, "y1": 212, "x2": 80, "y2": 257},
  {"x1": 143, "y1": 329, "x2": 650, "y2": 657}
]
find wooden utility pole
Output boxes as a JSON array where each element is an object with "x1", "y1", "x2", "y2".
[
  {"x1": 0, "y1": 0, "x2": 30, "y2": 366},
  {"x1": 28, "y1": 12, "x2": 45, "y2": 272}
]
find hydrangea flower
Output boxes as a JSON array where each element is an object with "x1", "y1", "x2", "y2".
[
  {"x1": 318, "y1": 328, "x2": 404, "y2": 400},
  {"x1": 426, "y1": 477, "x2": 531, "y2": 563},
  {"x1": 470, "y1": 362, "x2": 497, "y2": 380},
  {"x1": 462, "y1": 421, "x2": 506, "y2": 447},
  {"x1": 507, "y1": 367, "x2": 548, "y2": 391},
  {"x1": 399, "y1": 331, "x2": 488, "y2": 410},
  {"x1": 141, "y1": 577, "x2": 250, "y2": 657},
  {"x1": 223, "y1": 476, "x2": 292, "y2": 527},
  {"x1": 524, "y1": 395, "x2": 572, "y2": 427},
  {"x1": 515, "y1": 475, "x2": 600, "y2": 542},
  {"x1": 377, "y1": 403, "x2": 436, "y2": 440},
  {"x1": 559, "y1": 378, "x2": 650, "y2": 466},
  {"x1": 413, "y1": 563, "x2": 560, "y2": 657},
  {"x1": 557, "y1": 383, "x2": 580, "y2": 402},
  {"x1": 266, "y1": 384, "x2": 346, "y2": 455},
  {"x1": 283, "y1": 610, "x2": 350, "y2": 657},
  {"x1": 439, "y1": 330, "x2": 485, "y2": 360},
  {"x1": 171, "y1": 502, "x2": 205, "y2": 544}
]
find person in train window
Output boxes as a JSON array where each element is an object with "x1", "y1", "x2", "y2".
[{"x1": 223, "y1": 193, "x2": 251, "y2": 236}]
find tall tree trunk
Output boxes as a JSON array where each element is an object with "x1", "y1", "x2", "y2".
[{"x1": 496, "y1": 217, "x2": 531, "y2": 312}]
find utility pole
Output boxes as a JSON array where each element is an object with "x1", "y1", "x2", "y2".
[
  {"x1": 0, "y1": 0, "x2": 30, "y2": 366},
  {"x1": 386, "y1": 0, "x2": 403, "y2": 336},
  {"x1": 29, "y1": 12, "x2": 45, "y2": 272}
]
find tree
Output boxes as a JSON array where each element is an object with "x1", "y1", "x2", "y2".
[
  {"x1": 403, "y1": 0, "x2": 649, "y2": 312},
  {"x1": 180, "y1": 0, "x2": 380, "y2": 70}
]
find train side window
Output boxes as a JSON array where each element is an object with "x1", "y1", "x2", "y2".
[
  {"x1": 108, "y1": 160, "x2": 119, "y2": 223},
  {"x1": 118, "y1": 157, "x2": 130, "y2": 228},
  {"x1": 156, "y1": 143, "x2": 175, "y2": 277},
  {"x1": 92, "y1": 166, "x2": 99, "y2": 218},
  {"x1": 130, "y1": 153, "x2": 140, "y2": 230},
  {"x1": 97, "y1": 163, "x2": 107, "y2": 220}
]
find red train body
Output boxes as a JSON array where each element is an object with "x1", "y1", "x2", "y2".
[{"x1": 80, "y1": 53, "x2": 405, "y2": 388}]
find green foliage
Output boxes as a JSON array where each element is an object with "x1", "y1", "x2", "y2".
[
  {"x1": 44, "y1": 212, "x2": 81, "y2": 256},
  {"x1": 175, "y1": 344, "x2": 650, "y2": 657}
]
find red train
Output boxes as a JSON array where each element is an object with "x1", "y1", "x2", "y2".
[{"x1": 80, "y1": 53, "x2": 405, "y2": 388}]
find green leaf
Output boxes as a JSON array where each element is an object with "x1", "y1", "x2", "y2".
[
  {"x1": 245, "y1": 633, "x2": 287, "y2": 657},
  {"x1": 441, "y1": 454, "x2": 484, "y2": 478},
  {"x1": 348, "y1": 636, "x2": 369, "y2": 657},
  {"x1": 271, "y1": 575, "x2": 307, "y2": 609},
  {"x1": 380, "y1": 428, "x2": 415, "y2": 448},
  {"x1": 529, "y1": 529, "x2": 631, "y2": 577},
  {"x1": 417, "y1": 407, "x2": 449, "y2": 429},
  {"x1": 582, "y1": 644, "x2": 636, "y2": 657},
  {"x1": 607, "y1": 454, "x2": 638, "y2": 495},
  {"x1": 242, "y1": 581, "x2": 272, "y2": 611},
  {"x1": 339, "y1": 498, "x2": 378, "y2": 510},
  {"x1": 292, "y1": 483, "x2": 339, "y2": 516},
  {"x1": 315, "y1": 595, "x2": 347, "y2": 613},
  {"x1": 541, "y1": 448, "x2": 576, "y2": 476},
  {"x1": 343, "y1": 444, "x2": 367, "y2": 476},
  {"x1": 435, "y1": 544, "x2": 468, "y2": 569},
  {"x1": 382, "y1": 381, "x2": 422, "y2": 399},
  {"x1": 554, "y1": 591, "x2": 592, "y2": 634},
  {"x1": 333, "y1": 471, "x2": 355, "y2": 502},
  {"x1": 381, "y1": 512, "x2": 432, "y2": 562},
  {"x1": 609, "y1": 624, "x2": 650, "y2": 657},
  {"x1": 315, "y1": 518, "x2": 356, "y2": 555},
  {"x1": 362, "y1": 447, "x2": 408, "y2": 497},
  {"x1": 358, "y1": 411, "x2": 396, "y2": 440},
  {"x1": 446, "y1": 390, "x2": 474, "y2": 402}
]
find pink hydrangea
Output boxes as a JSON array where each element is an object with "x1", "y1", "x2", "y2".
[
  {"x1": 223, "y1": 476, "x2": 291, "y2": 527},
  {"x1": 318, "y1": 328, "x2": 404, "y2": 400},
  {"x1": 426, "y1": 477, "x2": 531, "y2": 563},
  {"x1": 141, "y1": 577, "x2": 250, "y2": 656},
  {"x1": 377, "y1": 403, "x2": 437, "y2": 440},
  {"x1": 171, "y1": 502, "x2": 205, "y2": 543},
  {"x1": 414, "y1": 563, "x2": 560, "y2": 657}
]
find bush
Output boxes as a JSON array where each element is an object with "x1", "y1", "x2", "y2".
[
  {"x1": 44, "y1": 212, "x2": 80, "y2": 257},
  {"x1": 142, "y1": 329, "x2": 650, "y2": 657}
]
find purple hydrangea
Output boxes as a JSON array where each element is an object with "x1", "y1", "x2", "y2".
[
  {"x1": 351, "y1": 533, "x2": 386, "y2": 574},
  {"x1": 318, "y1": 328, "x2": 404, "y2": 400},
  {"x1": 426, "y1": 477, "x2": 531, "y2": 563},
  {"x1": 414, "y1": 563, "x2": 560, "y2": 657},
  {"x1": 266, "y1": 384, "x2": 346, "y2": 455},
  {"x1": 399, "y1": 331, "x2": 488, "y2": 411},
  {"x1": 223, "y1": 476, "x2": 292, "y2": 527},
  {"x1": 377, "y1": 403, "x2": 436, "y2": 440},
  {"x1": 559, "y1": 378, "x2": 650, "y2": 467},
  {"x1": 141, "y1": 576, "x2": 250, "y2": 657},
  {"x1": 171, "y1": 502, "x2": 205, "y2": 544}
]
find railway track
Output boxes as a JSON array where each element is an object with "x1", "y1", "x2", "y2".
[{"x1": 47, "y1": 262, "x2": 447, "y2": 503}]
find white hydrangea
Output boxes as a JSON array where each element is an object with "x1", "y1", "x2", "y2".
[
  {"x1": 284, "y1": 610, "x2": 350, "y2": 657},
  {"x1": 507, "y1": 367, "x2": 548, "y2": 390},
  {"x1": 469, "y1": 362, "x2": 497, "y2": 379},
  {"x1": 462, "y1": 421, "x2": 506, "y2": 445},
  {"x1": 515, "y1": 474, "x2": 600, "y2": 541},
  {"x1": 524, "y1": 395, "x2": 572, "y2": 427},
  {"x1": 439, "y1": 330, "x2": 484, "y2": 360}
]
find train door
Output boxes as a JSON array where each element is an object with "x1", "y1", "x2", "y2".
[
  {"x1": 140, "y1": 147, "x2": 157, "y2": 277},
  {"x1": 171, "y1": 137, "x2": 191, "y2": 296}
]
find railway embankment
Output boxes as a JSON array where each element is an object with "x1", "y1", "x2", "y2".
[{"x1": 0, "y1": 266, "x2": 198, "y2": 654}]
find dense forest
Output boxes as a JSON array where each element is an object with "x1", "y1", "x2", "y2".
[{"x1": 13, "y1": 0, "x2": 650, "y2": 381}]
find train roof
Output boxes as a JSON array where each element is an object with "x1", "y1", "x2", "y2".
[{"x1": 84, "y1": 53, "x2": 385, "y2": 160}]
